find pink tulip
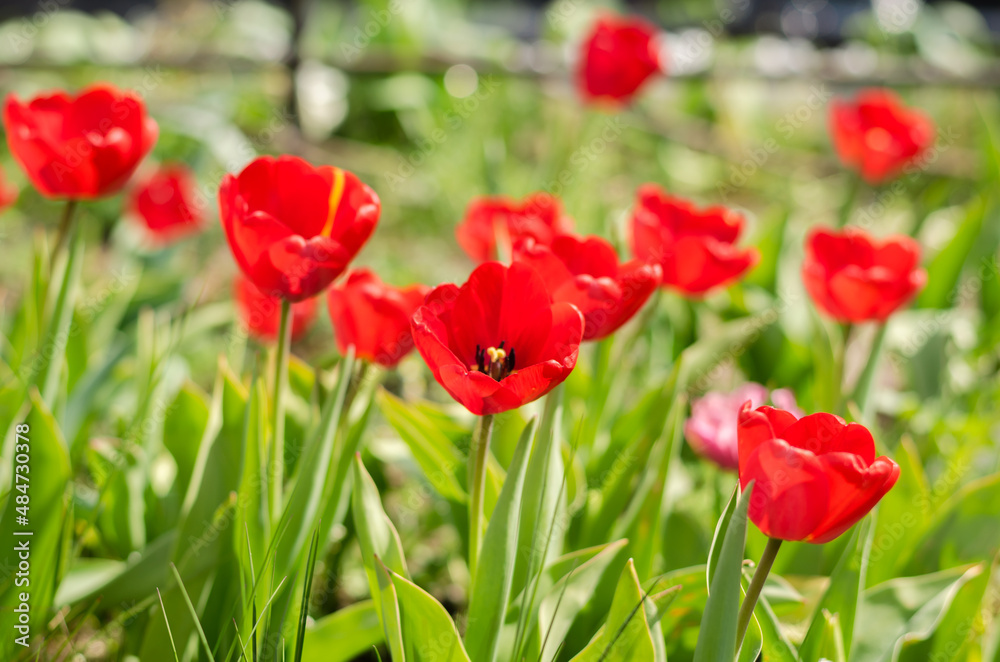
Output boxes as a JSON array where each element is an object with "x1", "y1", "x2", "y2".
[{"x1": 685, "y1": 383, "x2": 802, "y2": 471}]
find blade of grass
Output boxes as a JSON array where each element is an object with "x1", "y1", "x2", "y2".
[
  {"x1": 294, "y1": 529, "x2": 321, "y2": 662},
  {"x1": 233, "y1": 619, "x2": 250, "y2": 662},
  {"x1": 157, "y1": 588, "x2": 181, "y2": 662},
  {"x1": 237, "y1": 574, "x2": 289, "y2": 660},
  {"x1": 169, "y1": 563, "x2": 217, "y2": 662},
  {"x1": 537, "y1": 562, "x2": 579, "y2": 662}
]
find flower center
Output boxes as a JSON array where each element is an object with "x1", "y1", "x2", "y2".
[
  {"x1": 865, "y1": 127, "x2": 892, "y2": 152},
  {"x1": 471, "y1": 341, "x2": 516, "y2": 381}
]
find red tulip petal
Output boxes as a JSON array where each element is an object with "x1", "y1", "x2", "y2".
[
  {"x1": 737, "y1": 404, "x2": 799, "y2": 477},
  {"x1": 809, "y1": 454, "x2": 899, "y2": 543},
  {"x1": 496, "y1": 360, "x2": 571, "y2": 410},
  {"x1": 438, "y1": 364, "x2": 521, "y2": 416},
  {"x1": 741, "y1": 438, "x2": 830, "y2": 541},
  {"x1": 672, "y1": 235, "x2": 758, "y2": 295},
  {"x1": 780, "y1": 412, "x2": 852, "y2": 455}
]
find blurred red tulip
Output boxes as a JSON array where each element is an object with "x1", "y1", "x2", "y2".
[
  {"x1": 328, "y1": 269, "x2": 429, "y2": 367},
  {"x1": 128, "y1": 164, "x2": 203, "y2": 243},
  {"x1": 577, "y1": 13, "x2": 662, "y2": 105},
  {"x1": 3, "y1": 83, "x2": 158, "y2": 200},
  {"x1": 830, "y1": 89, "x2": 935, "y2": 185},
  {"x1": 219, "y1": 155, "x2": 379, "y2": 302},
  {"x1": 234, "y1": 274, "x2": 317, "y2": 342},
  {"x1": 0, "y1": 165, "x2": 17, "y2": 213},
  {"x1": 513, "y1": 234, "x2": 660, "y2": 340},
  {"x1": 630, "y1": 184, "x2": 758, "y2": 296},
  {"x1": 411, "y1": 262, "x2": 583, "y2": 415},
  {"x1": 738, "y1": 403, "x2": 899, "y2": 543},
  {"x1": 456, "y1": 192, "x2": 573, "y2": 263},
  {"x1": 803, "y1": 227, "x2": 925, "y2": 323}
]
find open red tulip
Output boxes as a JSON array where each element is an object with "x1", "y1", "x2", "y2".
[
  {"x1": 128, "y1": 164, "x2": 203, "y2": 243},
  {"x1": 456, "y1": 192, "x2": 573, "y2": 263},
  {"x1": 803, "y1": 227, "x2": 925, "y2": 322},
  {"x1": 830, "y1": 88, "x2": 935, "y2": 185},
  {"x1": 327, "y1": 269, "x2": 429, "y2": 367},
  {"x1": 0, "y1": 165, "x2": 17, "y2": 213},
  {"x1": 219, "y1": 155, "x2": 379, "y2": 302},
  {"x1": 738, "y1": 403, "x2": 899, "y2": 544},
  {"x1": 411, "y1": 261, "x2": 584, "y2": 415},
  {"x1": 234, "y1": 274, "x2": 317, "y2": 342},
  {"x1": 513, "y1": 234, "x2": 661, "y2": 340},
  {"x1": 578, "y1": 13, "x2": 662, "y2": 105},
  {"x1": 3, "y1": 83, "x2": 158, "y2": 200},
  {"x1": 630, "y1": 184, "x2": 758, "y2": 296}
]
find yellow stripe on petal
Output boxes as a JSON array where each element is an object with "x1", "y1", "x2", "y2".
[{"x1": 321, "y1": 167, "x2": 346, "y2": 237}]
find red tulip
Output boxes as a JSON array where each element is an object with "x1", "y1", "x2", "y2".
[
  {"x1": 738, "y1": 403, "x2": 899, "y2": 544},
  {"x1": 327, "y1": 269, "x2": 429, "y2": 367},
  {"x1": 456, "y1": 192, "x2": 573, "y2": 263},
  {"x1": 128, "y1": 164, "x2": 203, "y2": 243},
  {"x1": 630, "y1": 184, "x2": 758, "y2": 296},
  {"x1": 803, "y1": 227, "x2": 925, "y2": 323},
  {"x1": 219, "y1": 155, "x2": 379, "y2": 302},
  {"x1": 0, "y1": 165, "x2": 17, "y2": 213},
  {"x1": 234, "y1": 274, "x2": 317, "y2": 342},
  {"x1": 512, "y1": 234, "x2": 660, "y2": 340},
  {"x1": 830, "y1": 89, "x2": 935, "y2": 185},
  {"x1": 577, "y1": 13, "x2": 662, "y2": 105},
  {"x1": 411, "y1": 262, "x2": 584, "y2": 415},
  {"x1": 3, "y1": 83, "x2": 158, "y2": 200}
]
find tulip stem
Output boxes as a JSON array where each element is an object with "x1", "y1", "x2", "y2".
[
  {"x1": 468, "y1": 413, "x2": 495, "y2": 580},
  {"x1": 582, "y1": 336, "x2": 613, "y2": 460},
  {"x1": 735, "y1": 537, "x2": 782, "y2": 653},
  {"x1": 270, "y1": 298, "x2": 292, "y2": 521},
  {"x1": 852, "y1": 322, "x2": 888, "y2": 423},
  {"x1": 837, "y1": 173, "x2": 861, "y2": 228},
  {"x1": 834, "y1": 322, "x2": 853, "y2": 414},
  {"x1": 52, "y1": 199, "x2": 79, "y2": 262}
]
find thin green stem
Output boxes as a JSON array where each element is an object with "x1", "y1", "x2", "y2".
[
  {"x1": 851, "y1": 322, "x2": 888, "y2": 423},
  {"x1": 837, "y1": 173, "x2": 862, "y2": 228},
  {"x1": 270, "y1": 299, "x2": 292, "y2": 521},
  {"x1": 39, "y1": 208, "x2": 83, "y2": 408},
  {"x1": 582, "y1": 336, "x2": 613, "y2": 460},
  {"x1": 834, "y1": 321, "x2": 853, "y2": 415},
  {"x1": 735, "y1": 537, "x2": 783, "y2": 653},
  {"x1": 51, "y1": 199, "x2": 79, "y2": 262},
  {"x1": 468, "y1": 413, "x2": 495, "y2": 580}
]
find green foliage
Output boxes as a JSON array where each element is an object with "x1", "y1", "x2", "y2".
[{"x1": 1, "y1": 4, "x2": 999, "y2": 660}]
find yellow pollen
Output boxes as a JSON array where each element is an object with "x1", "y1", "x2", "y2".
[{"x1": 486, "y1": 346, "x2": 506, "y2": 362}]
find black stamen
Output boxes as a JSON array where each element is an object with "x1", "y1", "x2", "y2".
[
  {"x1": 498, "y1": 340, "x2": 506, "y2": 350},
  {"x1": 506, "y1": 348, "x2": 516, "y2": 372}
]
